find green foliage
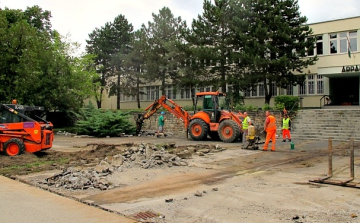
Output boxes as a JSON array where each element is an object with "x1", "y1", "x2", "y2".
[
  {"x1": 262, "y1": 104, "x2": 272, "y2": 111},
  {"x1": 119, "y1": 29, "x2": 147, "y2": 109},
  {"x1": 234, "y1": 104, "x2": 246, "y2": 112},
  {"x1": 245, "y1": 105, "x2": 259, "y2": 111},
  {"x1": 182, "y1": 105, "x2": 202, "y2": 111},
  {"x1": 0, "y1": 6, "x2": 98, "y2": 112},
  {"x1": 142, "y1": 7, "x2": 187, "y2": 95},
  {"x1": 86, "y1": 14, "x2": 133, "y2": 109},
  {"x1": 75, "y1": 102, "x2": 136, "y2": 137},
  {"x1": 184, "y1": 0, "x2": 235, "y2": 92},
  {"x1": 274, "y1": 95, "x2": 300, "y2": 111},
  {"x1": 230, "y1": 0, "x2": 317, "y2": 104}
]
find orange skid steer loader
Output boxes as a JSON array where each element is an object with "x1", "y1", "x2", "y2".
[
  {"x1": 0, "y1": 101, "x2": 54, "y2": 156},
  {"x1": 135, "y1": 91, "x2": 245, "y2": 143}
]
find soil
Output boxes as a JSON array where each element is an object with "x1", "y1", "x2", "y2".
[{"x1": 2, "y1": 135, "x2": 360, "y2": 223}]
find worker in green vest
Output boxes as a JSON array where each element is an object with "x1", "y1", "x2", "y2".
[
  {"x1": 282, "y1": 113, "x2": 291, "y2": 142},
  {"x1": 242, "y1": 112, "x2": 252, "y2": 146},
  {"x1": 158, "y1": 111, "x2": 166, "y2": 134}
]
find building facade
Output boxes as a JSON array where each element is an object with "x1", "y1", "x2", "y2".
[{"x1": 98, "y1": 16, "x2": 360, "y2": 110}]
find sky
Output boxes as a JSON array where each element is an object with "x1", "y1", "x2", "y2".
[{"x1": 1, "y1": 0, "x2": 360, "y2": 54}]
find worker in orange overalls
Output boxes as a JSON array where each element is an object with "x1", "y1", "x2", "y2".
[{"x1": 263, "y1": 110, "x2": 277, "y2": 151}]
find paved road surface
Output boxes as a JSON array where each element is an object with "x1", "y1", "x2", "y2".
[{"x1": 0, "y1": 176, "x2": 134, "y2": 223}]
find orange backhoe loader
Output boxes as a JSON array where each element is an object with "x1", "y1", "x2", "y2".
[
  {"x1": 135, "y1": 91, "x2": 245, "y2": 143},
  {"x1": 0, "y1": 101, "x2": 54, "y2": 156}
]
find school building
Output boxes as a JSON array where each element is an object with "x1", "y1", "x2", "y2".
[{"x1": 99, "y1": 16, "x2": 360, "y2": 110}]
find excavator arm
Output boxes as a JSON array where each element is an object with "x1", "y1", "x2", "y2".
[{"x1": 135, "y1": 95, "x2": 192, "y2": 135}]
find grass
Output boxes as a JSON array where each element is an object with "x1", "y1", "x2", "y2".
[{"x1": 0, "y1": 157, "x2": 69, "y2": 176}]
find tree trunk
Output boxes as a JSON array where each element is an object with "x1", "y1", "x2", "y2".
[
  {"x1": 96, "y1": 88, "x2": 102, "y2": 108},
  {"x1": 116, "y1": 73, "x2": 121, "y2": 110},
  {"x1": 161, "y1": 77, "x2": 165, "y2": 96},
  {"x1": 264, "y1": 79, "x2": 272, "y2": 105},
  {"x1": 137, "y1": 74, "x2": 141, "y2": 109}
]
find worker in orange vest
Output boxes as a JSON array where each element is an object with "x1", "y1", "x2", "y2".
[{"x1": 263, "y1": 110, "x2": 277, "y2": 151}]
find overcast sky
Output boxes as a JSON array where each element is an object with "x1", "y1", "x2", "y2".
[{"x1": 1, "y1": 0, "x2": 360, "y2": 54}]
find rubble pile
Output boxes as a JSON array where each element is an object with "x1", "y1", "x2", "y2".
[
  {"x1": 43, "y1": 167, "x2": 113, "y2": 190},
  {"x1": 42, "y1": 142, "x2": 192, "y2": 190},
  {"x1": 120, "y1": 143, "x2": 188, "y2": 169}
]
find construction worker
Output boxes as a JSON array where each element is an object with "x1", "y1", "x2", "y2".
[
  {"x1": 242, "y1": 112, "x2": 252, "y2": 146},
  {"x1": 263, "y1": 110, "x2": 277, "y2": 151},
  {"x1": 158, "y1": 111, "x2": 166, "y2": 134},
  {"x1": 282, "y1": 113, "x2": 291, "y2": 142}
]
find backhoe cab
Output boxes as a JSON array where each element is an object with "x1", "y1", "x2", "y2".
[
  {"x1": 0, "y1": 101, "x2": 54, "y2": 156},
  {"x1": 136, "y1": 91, "x2": 244, "y2": 143},
  {"x1": 190, "y1": 91, "x2": 243, "y2": 142}
]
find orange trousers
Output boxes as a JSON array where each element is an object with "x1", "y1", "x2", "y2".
[
  {"x1": 263, "y1": 130, "x2": 276, "y2": 151},
  {"x1": 282, "y1": 129, "x2": 291, "y2": 140}
]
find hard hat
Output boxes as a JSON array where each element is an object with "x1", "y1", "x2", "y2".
[{"x1": 161, "y1": 111, "x2": 165, "y2": 115}]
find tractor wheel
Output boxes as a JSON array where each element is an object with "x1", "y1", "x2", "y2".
[
  {"x1": 4, "y1": 138, "x2": 25, "y2": 156},
  {"x1": 189, "y1": 119, "x2": 209, "y2": 140},
  {"x1": 208, "y1": 131, "x2": 220, "y2": 140},
  {"x1": 218, "y1": 120, "x2": 241, "y2": 143}
]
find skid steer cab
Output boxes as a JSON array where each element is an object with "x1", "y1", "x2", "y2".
[{"x1": 0, "y1": 101, "x2": 54, "y2": 156}]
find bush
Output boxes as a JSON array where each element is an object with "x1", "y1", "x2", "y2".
[
  {"x1": 262, "y1": 104, "x2": 272, "y2": 111},
  {"x1": 182, "y1": 105, "x2": 202, "y2": 111},
  {"x1": 74, "y1": 102, "x2": 136, "y2": 137},
  {"x1": 274, "y1": 96, "x2": 300, "y2": 112}
]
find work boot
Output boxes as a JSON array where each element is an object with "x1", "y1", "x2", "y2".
[
  {"x1": 282, "y1": 139, "x2": 286, "y2": 142},
  {"x1": 288, "y1": 139, "x2": 291, "y2": 142}
]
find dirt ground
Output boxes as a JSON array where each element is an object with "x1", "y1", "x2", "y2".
[{"x1": 3, "y1": 134, "x2": 360, "y2": 223}]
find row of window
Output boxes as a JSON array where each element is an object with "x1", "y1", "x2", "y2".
[
  {"x1": 244, "y1": 75, "x2": 323, "y2": 97},
  {"x1": 120, "y1": 75, "x2": 324, "y2": 102},
  {"x1": 308, "y1": 31, "x2": 357, "y2": 56}
]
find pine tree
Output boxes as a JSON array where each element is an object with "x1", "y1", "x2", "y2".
[
  {"x1": 232, "y1": 0, "x2": 317, "y2": 104},
  {"x1": 119, "y1": 29, "x2": 147, "y2": 108},
  {"x1": 86, "y1": 15, "x2": 133, "y2": 109},
  {"x1": 142, "y1": 7, "x2": 187, "y2": 95},
  {"x1": 185, "y1": 0, "x2": 236, "y2": 93}
]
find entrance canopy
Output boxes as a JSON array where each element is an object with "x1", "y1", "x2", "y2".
[{"x1": 318, "y1": 65, "x2": 360, "y2": 78}]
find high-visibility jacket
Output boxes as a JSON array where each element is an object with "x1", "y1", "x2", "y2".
[
  {"x1": 242, "y1": 117, "x2": 250, "y2": 130},
  {"x1": 282, "y1": 118, "x2": 290, "y2": 130},
  {"x1": 266, "y1": 115, "x2": 276, "y2": 131}
]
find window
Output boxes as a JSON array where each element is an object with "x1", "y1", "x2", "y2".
[
  {"x1": 166, "y1": 85, "x2": 173, "y2": 99},
  {"x1": 198, "y1": 87, "x2": 204, "y2": 92},
  {"x1": 180, "y1": 88, "x2": 185, "y2": 99},
  {"x1": 316, "y1": 36, "x2": 323, "y2": 55},
  {"x1": 206, "y1": 87, "x2": 211, "y2": 92},
  {"x1": 259, "y1": 83, "x2": 265, "y2": 96},
  {"x1": 186, "y1": 88, "x2": 190, "y2": 98},
  {"x1": 308, "y1": 75, "x2": 314, "y2": 94},
  {"x1": 298, "y1": 75, "x2": 323, "y2": 95},
  {"x1": 139, "y1": 87, "x2": 144, "y2": 101},
  {"x1": 271, "y1": 82, "x2": 277, "y2": 96},
  {"x1": 251, "y1": 86, "x2": 257, "y2": 97},
  {"x1": 317, "y1": 75, "x2": 323, "y2": 94},
  {"x1": 299, "y1": 82, "x2": 306, "y2": 95},
  {"x1": 308, "y1": 35, "x2": 323, "y2": 56},
  {"x1": 244, "y1": 89, "x2": 250, "y2": 97},
  {"x1": 181, "y1": 87, "x2": 192, "y2": 99},
  {"x1": 147, "y1": 86, "x2": 159, "y2": 100},
  {"x1": 330, "y1": 33, "x2": 338, "y2": 54},
  {"x1": 286, "y1": 85, "x2": 293, "y2": 95},
  {"x1": 330, "y1": 31, "x2": 357, "y2": 55}
]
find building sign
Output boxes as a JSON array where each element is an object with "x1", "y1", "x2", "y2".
[{"x1": 342, "y1": 65, "x2": 360, "y2": 72}]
